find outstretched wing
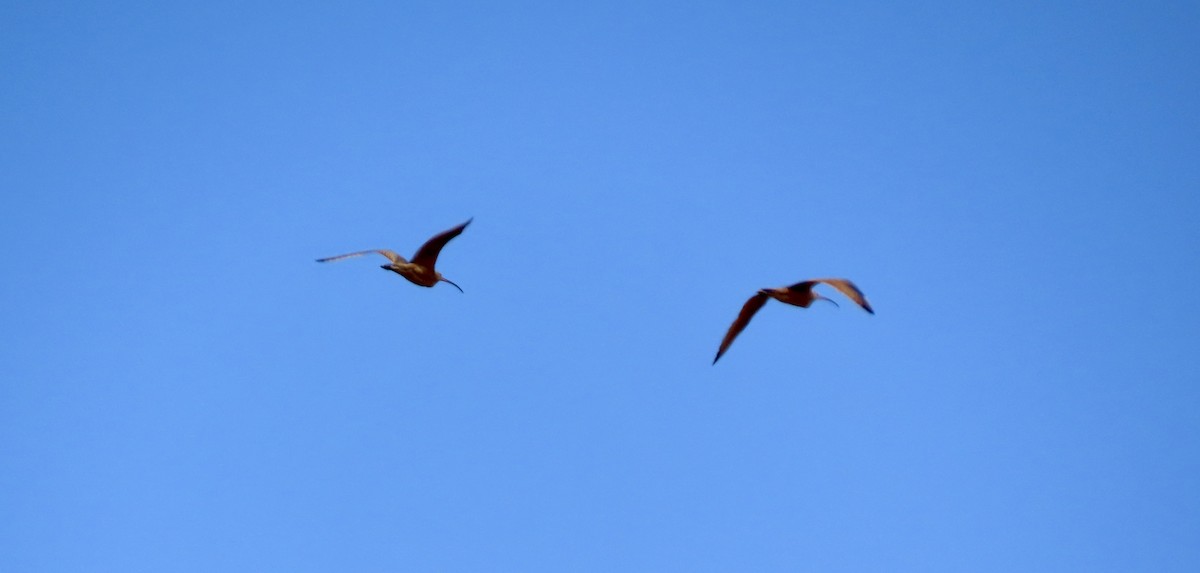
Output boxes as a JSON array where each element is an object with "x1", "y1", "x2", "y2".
[
  {"x1": 786, "y1": 280, "x2": 818, "y2": 294},
  {"x1": 411, "y1": 218, "x2": 472, "y2": 269},
  {"x1": 713, "y1": 292, "x2": 769, "y2": 364},
  {"x1": 814, "y1": 278, "x2": 874, "y2": 314},
  {"x1": 315, "y1": 249, "x2": 406, "y2": 265}
]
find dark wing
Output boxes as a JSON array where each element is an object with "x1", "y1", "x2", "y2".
[
  {"x1": 786, "y1": 280, "x2": 818, "y2": 294},
  {"x1": 814, "y1": 278, "x2": 874, "y2": 314},
  {"x1": 713, "y1": 292, "x2": 769, "y2": 364},
  {"x1": 316, "y1": 249, "x2": 406, "y2": 265},
  {"x1": 411, "y1": 218, "x2": 472, "y2": 269}
]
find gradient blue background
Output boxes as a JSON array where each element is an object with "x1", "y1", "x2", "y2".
[{"x1": 3, "y1": 1, "x2": 1198, "y2": 571}]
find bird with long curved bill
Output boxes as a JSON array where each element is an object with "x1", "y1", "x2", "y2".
[
  {"x1": 713, "y1": 278, "x2": 874, "y2": 364},
  {"x1": 316, "y1": 218, "x2": 472, "y2": 292}
]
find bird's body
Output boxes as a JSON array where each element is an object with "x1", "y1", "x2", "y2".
[
  {"x1": 713, "y1": 278, "x2": 874, "y2": 364},
  {"x1": 381, "y1": 259, "x2": 440, "y2": 287},
  {"x1": 317, "y1": 218, "x2": 472, "y2": 292}
]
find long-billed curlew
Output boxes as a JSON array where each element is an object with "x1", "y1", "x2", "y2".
[
  {"x1": 316, "y1": 218, "x2": 472, "y2": 292},
  {"x1": 713, "y1": 278, "x2": 874, "y2": 364}
]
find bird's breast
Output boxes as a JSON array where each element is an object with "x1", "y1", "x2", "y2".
[
  {"x1": 396, "y1": 265, "x2": 438, "y2": 287},
  {"x1": 768, "y1": 290, "x2": 810, "y2": 308}
]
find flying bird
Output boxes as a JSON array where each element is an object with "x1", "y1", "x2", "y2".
[
  {"x1": 713, "y1": 278, "x2": 874, "y2": 364},
  {"x1": 316, "y1": 218, "x2": 472, "y2": 292}
]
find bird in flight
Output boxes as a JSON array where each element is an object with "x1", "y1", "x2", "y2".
[
  {"x1": 713, "y1": 278, "x2": 874, "y2": 364},
  {"x1": 316, "y1": 218, "x2": 472, "y2": 292}
]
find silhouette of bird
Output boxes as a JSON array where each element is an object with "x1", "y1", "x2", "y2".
[
  {"x1": 316, "y1": 218, "x2": 472, "y2": 292},
  {"x1": 713, "y1": 278, "x2": 874, "y2": 364}
]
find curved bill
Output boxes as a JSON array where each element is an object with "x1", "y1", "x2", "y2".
[{"x1": 441, "y1": 278, "x2": 464, "y2": 293}]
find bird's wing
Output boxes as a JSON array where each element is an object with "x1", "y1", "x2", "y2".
[
  {"x1": 786, "y1": 280, "x2": 818, "y2": 294},
  {"x1": 316, "y1": 249, "x2": 406, "y2": 265},
  {"x1": 814, "y1": 278, "x2": 874, "y2": 314},
  {"x1": 411, "y1": 218, "x2": 472, "y2": 269},
  {"x1": 713, "y1": 292, "x2": 769, "y2": 364}
]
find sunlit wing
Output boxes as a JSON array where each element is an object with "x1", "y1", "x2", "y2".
[
  {"x1": 814, "y1": 278, "x2": 874, "y2": 314},
  {"x1": 315, "y1": 249, "x2": 406, "y2": 265},
  {"x1": 411, "y1": 218, "x2": 472, "y2": 269},
  {"x1": 713, "y1": 292, "x2": 769, "y2": 364}
]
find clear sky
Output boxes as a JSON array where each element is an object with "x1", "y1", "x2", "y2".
[{"x1": 3, "y1": 1, "x2": 1198, "y2": 571}]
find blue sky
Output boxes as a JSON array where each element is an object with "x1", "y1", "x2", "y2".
[{"x1": 2, "y1": 1, "x2": 1198, "y2": 571}]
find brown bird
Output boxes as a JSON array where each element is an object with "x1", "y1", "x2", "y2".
[
  {"x1": 713, "y1": 278, "x2": 874, "y2": 364},
  {"x1": 316, "y1": 218, "x2": 472, "y2": 292}
]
